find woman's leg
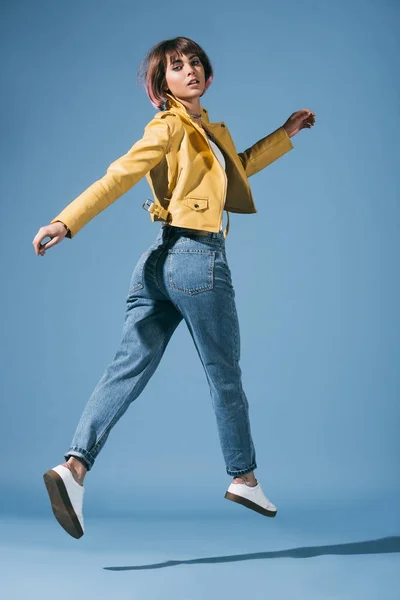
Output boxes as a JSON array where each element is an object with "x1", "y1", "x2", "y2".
[
  {"x1": 162, "y1": 231, "x2": 279, "y2": 518},
  {"x1": 164, "y1": 232, "x2": 257, "y2": 479},
  {"x1": 64, "y1": 241, "x2": 183, "y2": 476},
  {"x1": 44, "y1": 230, "x2": 185, "y2": 537}
]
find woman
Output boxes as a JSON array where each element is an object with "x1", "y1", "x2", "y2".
[{"x1": 33, "y1": 36, "x2": 315, "y2": 539}]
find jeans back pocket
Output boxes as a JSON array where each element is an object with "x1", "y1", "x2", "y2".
[{"x1": 167, "y1": 248, "x2": 216, "y2": 295}]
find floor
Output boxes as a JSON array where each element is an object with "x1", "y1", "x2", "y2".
[{"x1": 1, "y1": 501, "x2": 399, "y2": 600}]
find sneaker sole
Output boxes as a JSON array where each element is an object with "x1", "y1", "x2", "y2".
[
  {"x1": 43, "y1": 470, "x2": 84, "y2": 539},
  {"x1": 224, "y1": 491, "x2": 277, "y2": 518}
]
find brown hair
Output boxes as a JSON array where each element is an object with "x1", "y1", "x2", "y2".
[{"x1": 137, "y1": 36, "x2": 214, "y2": 110}]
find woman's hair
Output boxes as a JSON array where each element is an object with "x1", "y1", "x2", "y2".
[{"x1": 137, "y1": 36, "x2": 213, "y2": 110}]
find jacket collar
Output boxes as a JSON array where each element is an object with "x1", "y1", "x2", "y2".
[{"x1": 165, "y1": 92, "x2": 210, "y2": 124}]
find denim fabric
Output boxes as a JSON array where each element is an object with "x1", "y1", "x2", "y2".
[{"x1": 65, "y1": 225, "x2": 257, "y2": 477}]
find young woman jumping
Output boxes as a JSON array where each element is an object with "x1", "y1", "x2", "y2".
[{"x1": 32, "y1": 36, "x2": 315, "y2": 539}]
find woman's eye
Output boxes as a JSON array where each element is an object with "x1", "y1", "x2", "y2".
[{"x1": 173, "y1": 60, "x2": 201, "y2": 71}]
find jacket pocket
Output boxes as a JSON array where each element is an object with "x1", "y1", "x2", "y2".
[
  {"x1": 167, "y1": 248, "x2": 215, "y2": 295},
  {"x1": 184, "y1": 197, "x2": 209, "y2": 211}
]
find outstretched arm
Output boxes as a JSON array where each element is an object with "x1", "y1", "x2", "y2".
[
  {"x1": 50, "y1": 117, "x2": 171, "y2": 238},
  {"x1": 238, "y1": 109, "x2": 315, "y2": 177}
]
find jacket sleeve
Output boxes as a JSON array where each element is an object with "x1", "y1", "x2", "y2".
[
  {"x1": 237, "y1": 126, "x2": 294, "y2": 178},
  {"x1": 50, "y1": 117, "x2": 171, "y2": 238}
]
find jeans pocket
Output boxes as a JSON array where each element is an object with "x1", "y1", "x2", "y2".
[{"x1": 167, "y1": 248, "x2": 216, "y2": 295}]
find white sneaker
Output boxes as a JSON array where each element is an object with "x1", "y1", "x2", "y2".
[
  {"x1": 225, "y1": 481, "x2": 277, "y2": 517},
  {"x1": 43, "y1": 465, "x2": 85, "y2": 538}
]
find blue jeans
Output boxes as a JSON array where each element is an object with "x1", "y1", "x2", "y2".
[{"x1": 65, "y1": 225, "x2": 257, "y2": 477}]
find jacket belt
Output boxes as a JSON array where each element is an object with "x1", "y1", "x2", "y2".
[{"x1": 143, "y1": 200, "x2": 171, "y2": 222}]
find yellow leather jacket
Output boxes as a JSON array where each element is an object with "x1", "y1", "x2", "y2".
[{"x1": 51, "y1": 92, "x2": 293, "y2": 239}]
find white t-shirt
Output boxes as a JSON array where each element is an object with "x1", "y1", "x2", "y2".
[
  {"x1": 206, "y1": 133, "x2": 226, "y2": 209},
  {"x1": 206, "y1": 134, "x2": 226, "y2": 171}
]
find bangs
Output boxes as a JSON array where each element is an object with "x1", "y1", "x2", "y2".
[{"x1": 164, "y1": 39, "x2": 202, "y2": 66}]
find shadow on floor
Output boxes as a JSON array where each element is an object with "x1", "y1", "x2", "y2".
[{"x1": 103, "y1": 536, "x2": 400, "y2": 571}]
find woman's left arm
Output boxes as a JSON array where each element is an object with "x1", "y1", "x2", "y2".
[{"x1": 238, "y1": 109, "x2": 315, "y2": 177}]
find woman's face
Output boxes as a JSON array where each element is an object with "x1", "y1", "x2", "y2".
[{"x1": 164, "y1": 52, "x2": 205, "y2": 103}]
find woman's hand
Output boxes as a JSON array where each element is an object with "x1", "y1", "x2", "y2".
[
  {"x1": 32, "y1": 221, "x2": 68, "y2": 256},
  {"x1": 283, "y1": 109, "x2": 316, "y2": 138}
]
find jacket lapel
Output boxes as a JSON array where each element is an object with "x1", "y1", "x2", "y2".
[{"x1": 165, "y1": 94, "x2": 233, "y2": 156}]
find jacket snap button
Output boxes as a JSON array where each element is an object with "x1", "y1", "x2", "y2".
[{"x1": 194, "y1": 203, "x2": 199, "y2": 208}]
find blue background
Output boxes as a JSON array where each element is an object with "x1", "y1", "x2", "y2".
[{"x1": 1, "y1": 1, "x2": 399, "y2": 598}]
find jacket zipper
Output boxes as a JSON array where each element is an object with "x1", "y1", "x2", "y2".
[
  {"x1": 176, "y1": 167, "x2": 183, "y2": 185},
  {"x1": 180, "y1": 115, "x2": 228, "y2": 231}
]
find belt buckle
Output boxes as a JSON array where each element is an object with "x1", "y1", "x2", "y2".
[{"x1": 142, "y1": 198, "x2": 154, "y2": 212}]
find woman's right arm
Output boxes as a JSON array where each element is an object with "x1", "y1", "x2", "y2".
[{"x1": 32, "y1": 116, "x2": 171, "y2": 256}]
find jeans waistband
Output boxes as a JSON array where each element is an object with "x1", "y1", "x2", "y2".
[{"x1": 161, "y1": 224, "x2": 224, "y2": 242}]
